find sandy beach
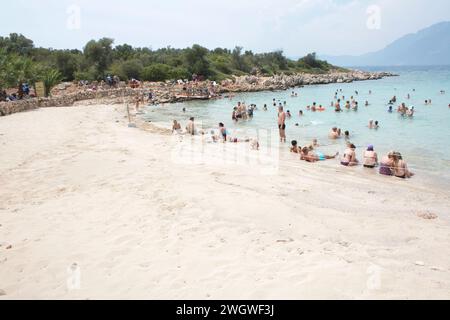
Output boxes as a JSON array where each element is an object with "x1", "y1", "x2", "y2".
[{"x1": 1, "y1": 103, "x2": 449, "y2": 300}]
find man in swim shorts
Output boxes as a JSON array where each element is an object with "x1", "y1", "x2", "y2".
[{"x1": 278, "y1": 106, "x2": 287, "y2": 143}]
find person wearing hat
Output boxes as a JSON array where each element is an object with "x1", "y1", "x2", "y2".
[{"x1": 363, "y1": 145, "x2": 378, "y2": 168}]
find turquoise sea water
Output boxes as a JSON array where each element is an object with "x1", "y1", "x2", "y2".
[{"x1": 143, "y1": 66, "x2": 450, "y2": 185}]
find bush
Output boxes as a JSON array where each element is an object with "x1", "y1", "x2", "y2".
[
  {"x1": 169, "y1": 67, "x2": 190, "y2": 80},
  {"x1": 141, "y1": 64, "x2": 171, "y2": 82},
  {"x1": 109, "y1": 59, "x2": 143, "y2": 80}
]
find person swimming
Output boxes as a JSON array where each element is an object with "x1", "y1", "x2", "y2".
[
  {"x1": 344, "y1": 130, "x2": 350, "y2": 140},
  {"x1": 329, "y1": 127, "x2": 341, "y2": 139}
]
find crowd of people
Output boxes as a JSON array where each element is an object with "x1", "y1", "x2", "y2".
[
  {"x1": 145, "y1": 82, "x2": 449, "y2": 181},
  {"x1": 0, "y1": 83, "x2": 33, "y2": 102}
]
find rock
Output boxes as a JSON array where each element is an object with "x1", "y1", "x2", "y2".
[
  {"x1": 417, "y1": 211, "x2": 438, "y2": 220},
  {"x1": 5, "y1": 245, "x2": 12, "y2": 250},
  {"x1": 0, "y1": 289, "x2": 6, "y2": 296}
]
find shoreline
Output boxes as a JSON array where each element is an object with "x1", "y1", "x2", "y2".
[
  {"x1": 0, "y1": 103, "x2": 449, "y2": 299},
  {"x1": 0, "y1": 70, "x2": 395, "y2": 117}
]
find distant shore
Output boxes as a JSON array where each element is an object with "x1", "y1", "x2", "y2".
[{"x1": 0, "y1": 70, "x2": 395, "y2": 116}]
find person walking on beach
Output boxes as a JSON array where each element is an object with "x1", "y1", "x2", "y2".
[
  {"x1": 135, "y1": 96, "x2": 141, "y2": 112},
  {"x1": 278, "y1": 106, "x2": 287, "y2": 143}
]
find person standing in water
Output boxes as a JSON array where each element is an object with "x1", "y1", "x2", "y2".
[
  {"x1": 278, "y1": 106, "x2": 287, "y2": 143},
  {"x1": 219, "y1": 123, "x2": 227, "y2": 142}
]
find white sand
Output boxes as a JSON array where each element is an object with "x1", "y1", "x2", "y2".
[{"x1": 0, "y1": 104, "x2": 449, "y2": 300}]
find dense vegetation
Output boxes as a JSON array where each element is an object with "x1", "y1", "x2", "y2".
[{"x1": 0, "y1": 33, "x2": 340, "y2": 93}]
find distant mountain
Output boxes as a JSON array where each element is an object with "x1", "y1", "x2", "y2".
[{"x1": 321, "y1": 21, "x2": 450, "y2": 67}]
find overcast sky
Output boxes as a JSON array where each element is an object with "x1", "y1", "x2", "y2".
[{"x1": 2, "y1": 0, "x2": 450, "y2": 56}]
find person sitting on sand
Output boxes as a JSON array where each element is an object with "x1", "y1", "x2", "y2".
[
  {"x1": 379, "y1": 152, "x2": 395, "y2": 176},
  {"x1": 300, "y1": 147, "x2": 338, "y2": 163},
  {"x1": 186, "y1": 117, "x2": 196, "y2": 135},
  {"x1": 329, "y1": 127, "x2": 341, "y2": 139},
  {"x1": 312, "y1": 138, "x2": 319, "y2": 148},
  {"x1": 363, "y1": 145, "x2": 378, "y2": 168},
  {"x1": 172, "y1": 120, "x2": 182, "y2": 134},
  {"x1": 290, "y1": 140, "x2": 300, "y2": 153},
  {"x1": 341, "y1": 144, "x2": 358, "y2": 166},
  {"x1": 392, "y1": 152, "x2": 414, "y2": 179},
  {"x1": 250, "y1": 138, "x2": 260, "y2": 150}
]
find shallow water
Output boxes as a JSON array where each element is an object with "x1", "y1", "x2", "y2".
[{"x1": 142, "y1": 66, "x2": 450, "y2": 185}]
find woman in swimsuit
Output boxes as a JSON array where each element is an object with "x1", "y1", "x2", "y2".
[
  {"x1": 379, "y1": 152, "x2": 395, "y2": 176},
  {"x1": 172, "y1": 120, "x2": 182, "y2": 134},
  {"x1": 392, "y1": 152, "x2": 414, "y2": 178},
  {"x1": 363, "y1": 145, "x2": 378, "y2": 168},
  {"x1": 341, "y1": 144, "x2": 358, "y2": 166},
  {"x1": 300, "y1": 147, "x2": 338, "y2": 163}
]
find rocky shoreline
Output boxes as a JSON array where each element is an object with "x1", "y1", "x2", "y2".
[{"x1": 0, "y1": 70, "x2": 395, "y2": 116}]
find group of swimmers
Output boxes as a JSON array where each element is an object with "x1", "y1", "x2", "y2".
[
  {"x1": 396, "y1": 103, "x2": 415, "y2": 116},
  {"x1": 232, "y1": 102, "x2": 257, "y2": 122},
  {"x1": 169, "y1": 86, "x2": 445, "y2": 181}
]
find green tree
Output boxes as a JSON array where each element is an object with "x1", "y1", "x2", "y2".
[
  {"x1": 55, "y1": 50, "x2": 80, "y2": 81},
  {"x1": 141, "y1": 64, "x2": 171, "y2": 81},
  {"x1": 41, "y1": 69, "x2": 62, "y2": 97},
  {"x1": 111, "y1": 59, "x2": 143, "y2": 80},
  {"x1": 184, "y1": 45, "x2": 211, "y2": 77},
  {"x1": 0, "y1": 33, "x2": 34, "y2": 56},
  {"x1": 83, "y1": 38, "x2": 114, "y2": 78}
]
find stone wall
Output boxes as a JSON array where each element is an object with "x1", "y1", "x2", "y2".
[
  {"x1": 0, "y1": 71, "x2": 395, "y2": 117},
  {"x1": 0, "y1": 88, "x2": 144, "y2": 116}
]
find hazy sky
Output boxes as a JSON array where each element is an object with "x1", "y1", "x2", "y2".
[{"x1": 2, "y1": 0, "x2": 450, "y2": 56}]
